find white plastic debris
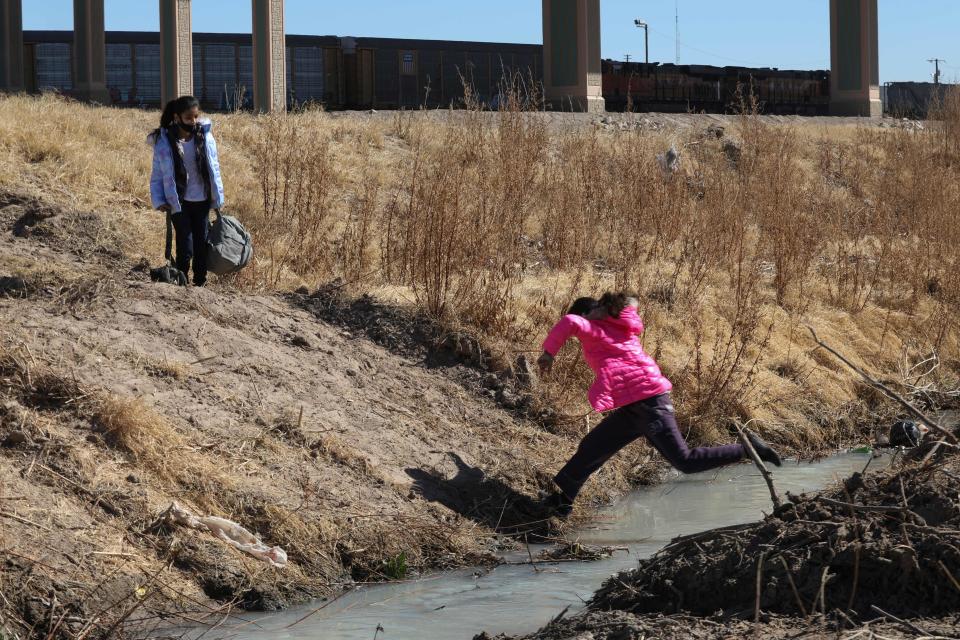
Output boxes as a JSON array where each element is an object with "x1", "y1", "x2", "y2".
[{"x1": 167, "y1": 502, "x2": 288, "y2": 568}]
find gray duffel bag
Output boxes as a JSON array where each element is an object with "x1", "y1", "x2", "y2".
[{"x1": 207, "y1": 210, "x2": 253, "y2": 276}]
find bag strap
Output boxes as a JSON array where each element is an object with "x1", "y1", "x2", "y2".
[{"x1": 165, "y1": 211, "x2": 174, "y2": 263}]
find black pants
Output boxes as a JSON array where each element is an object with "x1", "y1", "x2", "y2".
[
  {"x1": 172, "y1": 200, "x2": 210, "y2": 286},
  {"x1": 554, "y1": 393, "x2": 745, "y2": 500}
]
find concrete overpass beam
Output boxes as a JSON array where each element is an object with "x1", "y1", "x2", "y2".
[
  {"x1": 0, "y1": 0, "x2": 24, "y2": 93},
  {"x1": 830, "y1": 0, "x2": 881, "y2": 117},
  {"x1": 73, "y1": 0, "x2": 109, "y2": 103},
  {"x1": 252, "y1": 0, "x2": 286, "y2": 113},
  {"x1": 542, "y1": 0, "x2": 605, "y2": 113},
  {"x1": 160, "y1": 0, "x2": 193, "y2": 106}
]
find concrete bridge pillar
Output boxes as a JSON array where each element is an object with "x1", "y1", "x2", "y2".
[
  {"x1": 252, "y1": 0, "x2": 286, "y2": 113},
  {"x1": 830, "y1": 0, "x2": 881, "y2": 117},
  {"x1": 159, "y1": 0, "x2": 193, "y2": 106},
  {"x1": 73, "y1": 0, "x2": 109, "y2": 103},
  {"x1": 0, "y1": 0, "x2": 24, "y2": 93},
  {"x1": 542, "y1": 0, "x2": 605, "y2": 113}
]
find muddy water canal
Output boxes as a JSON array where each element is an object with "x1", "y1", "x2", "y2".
[{"x1": 204, "y1": 452, "x2": 885, "y2": 640}]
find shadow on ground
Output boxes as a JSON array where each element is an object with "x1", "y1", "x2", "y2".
[{"x1": 406, "y1": 453, "x2": 555, "y2": 538}]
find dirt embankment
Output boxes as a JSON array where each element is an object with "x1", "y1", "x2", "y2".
[
  {"x1": 0, "y1": 191, "x2": 622, "y2": 637},
  {"x1": 486, "y1": 450, "x2": 960, "y2": 640}
]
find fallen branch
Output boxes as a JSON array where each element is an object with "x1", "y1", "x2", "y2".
[
  {"x1": 818, "y1": 497, "x2": 908, "y2": 515},
  {"x1": 754, "y1": 551, "x2": 766, "y2": 624},
  {"x1": 778, "y1": 556, "x2": 807, "y2": 617},
  {"x1": 807, "y1": 326, "x2": 957, "y2": 445},
  {"x1": 939, "y1": 560, "x2": 960, "y2": 593},
  {"x1": 869, "y1": 604, "x2": 929, "y2": 636},
  {"x1": 847, "y1": 544, "x2": 862, "y2": 611},
  {"x1": 664, "y1": 523, "x2": 755, "y2": 551},
  {"x1": 0, "y1": 510, "x2": 52, "y2": 532},
  {"x1": 735, "y1": 423, "x2": 782, "y2": 510}
]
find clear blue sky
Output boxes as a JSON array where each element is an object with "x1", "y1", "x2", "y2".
[{"x1": 22, "y1": 1, "x2": 960, "y2": 84}]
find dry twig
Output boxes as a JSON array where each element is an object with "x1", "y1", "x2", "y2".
[
  {"x1": 735, "y1": 422, "x2": 782, "y2": 509},
  {"x1": 807, "y1": 326, "x2": 957, "y2": 445}
]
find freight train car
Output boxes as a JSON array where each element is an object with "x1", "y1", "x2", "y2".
[
  {"x1": 22, "y1": 30, "x2": 833, "y2": 115},
  {"x1": 340, "y1": 37, "x2": 541, "y2": 110},
  {"x1": 883, "y1": 82, "x2": 953, "y2": 118},
  {"x1": 601, "y1": 60, "x2": 830, "y2": 115}
]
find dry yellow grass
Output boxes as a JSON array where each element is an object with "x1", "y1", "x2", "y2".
[
  {"x1": 91, "y1": 393, "x2": 184, "y2": 468},
  {"x1": 2, "y1": 92, "x2": 958, "y2": 451}
]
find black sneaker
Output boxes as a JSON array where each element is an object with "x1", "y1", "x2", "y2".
[
  {"x1": 541, "y1": 491, "x2": 575, "y2": 519},
  {"x1": 747, "y1": 432, "x2": 783, "y2": 467}
]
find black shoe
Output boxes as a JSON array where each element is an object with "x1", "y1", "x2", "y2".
[
  {"x1": 747, "y1": 432, "x2": 783, "y2": 467},
  {"x1": 541, "y1": 491, "x2": 575, "y2": 519}
]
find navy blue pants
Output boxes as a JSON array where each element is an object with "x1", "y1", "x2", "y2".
[
  {"x1": 554, "y1": 393, "x2": 745, "y2": 500},
  {"x1": 172, "y1": 200, "x2": 210, "y2": 286}
]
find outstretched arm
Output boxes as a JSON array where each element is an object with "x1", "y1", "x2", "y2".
[{"x1": 539, "y1": 315, "x2": 587, "y2": 374}]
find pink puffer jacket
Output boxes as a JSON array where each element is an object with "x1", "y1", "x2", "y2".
[{"x1": 543, "y1": 305, "x2": 672, "y2": 412}]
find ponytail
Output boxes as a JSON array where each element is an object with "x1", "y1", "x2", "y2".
[
  {"x1": 598, "y1": 292, "x2": 630, "y2": 318},
  {"x1": 568, "y1": 297, "x2": 599, "y2": 317},
  {"x1": 152, "y1": 95, "x2": 200, "y2": 139}
]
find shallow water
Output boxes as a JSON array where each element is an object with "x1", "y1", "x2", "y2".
[{"x1": 203, "y1": 452, "x2": 884, "y2": 640}]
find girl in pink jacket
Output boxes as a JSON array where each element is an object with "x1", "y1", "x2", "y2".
[{"x1": 538, "y1": 293, "x2": 781, "y2": 517}]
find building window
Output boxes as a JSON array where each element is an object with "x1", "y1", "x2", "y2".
[
  {"x1": 135, "y1": 44, "x2": 161, "y2": 107},
  {"x1": 238, "y1": 45, "x2": 253, "y2": 110},
  {"x1": 193, "y1": 44, "x2": 203, "y2": 103},
  {"x1": 292, "y1": 46, "x2": 324, "y2": 106},
  {"x1": 34, "y1": 43, "x2": 72, "y2": 92},
  {"x1": 106, "y1": 43, "x2": 132, "y2": 105},
  {"x1": 286, "y1": 46, "x2": 292, "y2": 107},
  {"x1": 204, "y1": 44, "x2": 238, "y2": 111}
]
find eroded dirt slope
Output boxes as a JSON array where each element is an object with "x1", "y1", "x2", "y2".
[{"x1": 0, "y1": 191, "x2": 605, "y2": 637}]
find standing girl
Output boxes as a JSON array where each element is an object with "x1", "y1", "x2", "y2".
[
  {"x1": 539, "y1": 293, "x2": 782, "y2": 517},
  {"x1": 148, "y1": 95, "x2": 225, "y2": 287}
]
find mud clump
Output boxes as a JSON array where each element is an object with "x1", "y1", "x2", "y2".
[
  {"x1": 592, "y1": 458, "x2": 960, "y2": 619},
  {"x1": 479, "y1": 610, "x2": 960, "y2": 640},
  {"x1": 487, "y1": 456, "x2": 960, "y2": 640},
  {"x1": 1, "y1": 189, "x2": 125, "y2": 263}
]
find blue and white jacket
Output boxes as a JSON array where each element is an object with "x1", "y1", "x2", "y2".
[{"x1": 148, "y1": 119, "x2": 225, "y2": 214}]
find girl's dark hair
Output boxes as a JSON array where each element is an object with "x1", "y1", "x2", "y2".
[
  {"x1": 568, "y1": 297, "x2": 599, "y2": 317},
  {"x1": 599, "y1": 292, "x2": 630, "y2": 318},
  {"x1": 154, "y1": 95, "x2": 200, "y2": 136}
]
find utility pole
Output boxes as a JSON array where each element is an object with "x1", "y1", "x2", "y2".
[
  {"x1": 633, "y1": 19, "x2": 649, "y2": 69},
  {"x1": 625, "y1": 54, "x2": 632, "y2": 63},
  {"x1": 928, "y1": 58, "x2": 945, "y2": 85},
  {"x1": 675, "y1": 0, "x2": 679, "y2": 64}
]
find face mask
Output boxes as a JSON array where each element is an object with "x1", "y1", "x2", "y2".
[{"x1": 177, "y1": 121, "x2": 196, "y2": 134}]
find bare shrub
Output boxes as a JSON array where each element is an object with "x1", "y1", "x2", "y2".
[
  {"x1": 338, "y1": 154, "x2": 381, "y2": 289},
  {"x1": 381, "y1": 85, "x2": 547, "y2": 332},
  {"x1": 251, "y1": 108, "x2": 338, "y2": 286}
]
